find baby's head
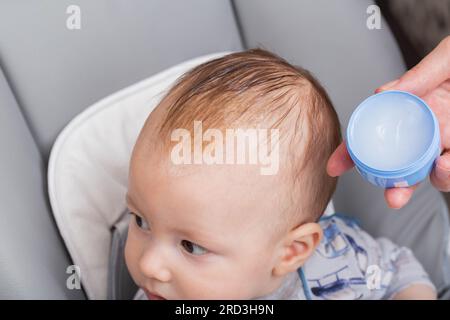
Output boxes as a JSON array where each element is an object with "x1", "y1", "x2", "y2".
[{"x1": 125, "y1": 49, "x2": 341, "y2": 299}]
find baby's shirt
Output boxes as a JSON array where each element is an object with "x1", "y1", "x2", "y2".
[
  {"x1": 133, "y1": 214, "x2": 434, "y2": 300},
  {"x1": 256, "y1": 214, "x2": 435, "y2": 300}
]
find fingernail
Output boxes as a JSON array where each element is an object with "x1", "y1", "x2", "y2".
[{"x1": 379, "y1": 79, "x2": 400, "y2": 91}]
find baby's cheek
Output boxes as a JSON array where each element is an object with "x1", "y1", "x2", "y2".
[
  {"x1": 183, "y1": 267, "x2": 255, "y2": 299},
  {"x1": 182, "y1": 278, "x2": 239, "y2": 299}
]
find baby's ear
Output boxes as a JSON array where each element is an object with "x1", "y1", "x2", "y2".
[{"x1": 272, "y1": 222, "x2": 322, "y2": 277}]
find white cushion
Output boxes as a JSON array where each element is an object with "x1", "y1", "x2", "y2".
[{"x1": 48, "y1": 51, "x2": 335, "y2": 300}]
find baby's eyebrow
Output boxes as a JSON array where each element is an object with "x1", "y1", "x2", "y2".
[{"x1": 125, "y1": 193, "x2": 135, "y2": 208}]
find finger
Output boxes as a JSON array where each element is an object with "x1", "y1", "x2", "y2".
[
  {"x1": 430, "y1": 151, "x2": 450, "y2": 192},
  {"x1": 384, "y1": 184, "x2": 419, "y2": 209},
  {"x1": 376, "y1": 36, "x2": 450, "y2": 96},
  {"x1": 326, "y1": 142, "x2": 354, "y2": 177}
]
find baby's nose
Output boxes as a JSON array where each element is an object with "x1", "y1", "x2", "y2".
[{"x1": 139, "y1": 243, "x2": 172, "y2": 282}]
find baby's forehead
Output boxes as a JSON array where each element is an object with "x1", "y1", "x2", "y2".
[
  {"x1": 134, "y1": 147, "x2": 280, "y2": 186},
  {"x1": 130, "y1": 151, "x2": 290, "y2": 233},
  {"x1": 133, "y1": 147, "x2": 286, "y2": 201}
]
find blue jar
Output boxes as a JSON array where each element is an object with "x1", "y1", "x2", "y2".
[{"x1": 346, "y1": 90, "x2": 440, "y2": 188}]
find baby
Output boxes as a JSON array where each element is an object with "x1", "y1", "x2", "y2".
[{"x1": 125, "y1": 49, "x2": 436, "y2": 300}]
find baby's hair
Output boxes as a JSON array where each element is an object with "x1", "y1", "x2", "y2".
[{"x1": 157, "y1": 49, "x2": 341, "y2": 224}]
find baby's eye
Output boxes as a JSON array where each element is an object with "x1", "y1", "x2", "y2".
[
  {"x1": 132, "y1": 213, "x2": 150, "y2": 231},
  {"x1": 181, "y1": 240, "x2": 208, "y2": 256}
]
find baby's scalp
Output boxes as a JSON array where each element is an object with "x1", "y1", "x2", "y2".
[{"x1": 138, "y1": 49, "x2": 341, "y2": 227}]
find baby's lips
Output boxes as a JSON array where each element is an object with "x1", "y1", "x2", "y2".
[{"x1": 143, "y1": 288, "x2": 166, "y2": 300}]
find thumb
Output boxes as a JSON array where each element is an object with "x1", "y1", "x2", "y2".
[
  {"x1": 431, "y1": 151, "x2": 450, "y2": 192},
  {"x1": 376, "y1": 36, "x2": 450, "y2": 96}
]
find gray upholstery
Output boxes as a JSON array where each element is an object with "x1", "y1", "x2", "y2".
[
  {"x1": 1, "y1": 0, "x2": 449, "y2": 299},
  {"x1": 0, "y1": 68, "x2": 84, "y2": 299},
  {"x1": 108, "y1": 212, "x2": 137, "y2": 300}
]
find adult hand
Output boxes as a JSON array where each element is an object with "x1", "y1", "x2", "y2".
[{"x1": 327, "y1": 36, "x2": 450, "y2": 209}]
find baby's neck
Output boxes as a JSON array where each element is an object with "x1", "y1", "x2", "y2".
[{"x1": 254, "y1": 271, "x2": 304, "y2": 300}]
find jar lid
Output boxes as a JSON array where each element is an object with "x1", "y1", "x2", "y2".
[{"x1": 346, "y1": 90, "x2": 439, "y2": 175}]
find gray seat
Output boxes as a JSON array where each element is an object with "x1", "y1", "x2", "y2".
[{"x1": 1, "y1": 0, "x2": 448, "y2": 299}]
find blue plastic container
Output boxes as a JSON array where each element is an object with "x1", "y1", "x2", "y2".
[{"x1": 346, "y1": 90, "x2": 440, "y2": 188}]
